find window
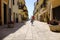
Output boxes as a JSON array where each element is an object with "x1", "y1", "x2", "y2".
[
  {"x1": 9, "y1": 8, "x2": 11, "y2": 22},
  {"x1": 42, "y1": 0, "x2": 47, "y2": 7},
  {"x1": 41, "y1": 4, "x2": 43, "y2": 8},
  {"x1": 13, "y1": 0, "x2": 14, "y2": 5},
  {"x1": 18, "y1": 2, "x2": 25, "y2": 9},
  {"x1": 37, "y1": 10, "x2": 38, "y2": 12},
  {"x1": 18, "y1": 3, "x2": 22, "y2": 9},
  {"x1": 9, "y1": 8, "x2": 11, "y2": 14},
  {"x1": 37, "y1": 0, "x2": 38, "y2": 2}
]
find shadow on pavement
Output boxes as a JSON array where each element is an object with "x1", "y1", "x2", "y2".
[
  {"x1": 51, "y1": 31, "x2": 60, "y2": 33},
  {"x1": 0, "y1": 22, "x2": 25, "y2": 40}
]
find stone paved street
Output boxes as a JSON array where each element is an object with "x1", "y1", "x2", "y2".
[{"x1": 0, "y1": 21, "x2": 60, "y2": 40}]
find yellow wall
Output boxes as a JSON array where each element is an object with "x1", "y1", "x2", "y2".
[
  {"x1": 51, "y1": 0, "x2": 60, "y2": 8},
  {"x1": 1, "y1": 0, "x2": 8, "y2": 25},
  {"x1": 19, "y1": 0, "x2": 25, "y2": 5},
  {"x1": 4, "y1": 0, "x2": 8, "y2": 4}
]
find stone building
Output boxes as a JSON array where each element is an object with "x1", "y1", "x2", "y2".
[
  {"x1": 8, "y1": 0, "x2": 28, "y2": 23},
  {"x1": 12, "y1": 0, "x2": 20, "y2": 23},
  {"x1": 0, "y1": 0, "x2": 28, "y2": 26},
  {"x1": 51, "y1": 0, "x2": 60, "y2": 21},
  {"x1": 34, "y1": 0, "x2": 60, "y2": 23},
  {"x1": 34, "y1": 0, "x2": 44, "y2": 21},
  {"x1": 18, "y1": 0, "x2": 28, "y2": 21},
  {"x1": 0, "y1": 0, "x2": 8, "y2": 25}
]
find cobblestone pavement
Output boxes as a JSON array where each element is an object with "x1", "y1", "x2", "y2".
[{"x1": 0, "y1": 21, "x2": 60, "y2": 40}]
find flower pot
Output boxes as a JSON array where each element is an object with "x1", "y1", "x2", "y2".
[
  {"x1": 49, "y1": 24, "x2": 60, "y2": 32},
  {"x1": 8, "y1": 21, "x2": 14, "y2": 28}
]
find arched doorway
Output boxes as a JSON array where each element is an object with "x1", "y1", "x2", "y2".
[{"x1": 4, "y1": 3, "x2": 7, "y2": 24}]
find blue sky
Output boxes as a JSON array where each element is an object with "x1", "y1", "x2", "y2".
[{"x1": 25, "y1": 0, "x2": 37, "y2": 19}]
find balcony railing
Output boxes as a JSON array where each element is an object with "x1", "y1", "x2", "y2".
[
  {"x1": 17, "y1": 1, "x2": 25, "y2": 9},
  {"x1": 41, "y1": 0, "x2": 47, "y2": 8}
]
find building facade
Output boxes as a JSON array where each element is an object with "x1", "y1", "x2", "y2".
[
  {"x1": 18, "y1": 0, "x2": 28, "y2": 21},
  {"x1": 0, "y1": 0, "x2": 28, "y2": 26},
  {"x1": 12, "y1": 0, "x2": 19, "y2": 23},
  {"x1": 0, "y1": 0, "x2": 8, "y2": 25},
  {"x1": 34, "y1": 0, "x2": 60, "y2": 23},
  {"x1": 9, "y1": 0, "x2": 28, "y2": 23},
  {"x1": 51, "y1": 0, "x2": 60, "y2": 21}
]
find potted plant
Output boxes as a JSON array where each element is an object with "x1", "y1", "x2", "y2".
[
  {"x1": 8, "y1": 21, "x2": 14, "y2": 28},
  {"x1": 49, "y1": 20, "x2": 60, "y2": 32}
]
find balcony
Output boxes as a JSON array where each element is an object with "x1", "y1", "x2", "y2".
[{"x1": 17, "y1": 2, "x2": 24, "y2": 9}]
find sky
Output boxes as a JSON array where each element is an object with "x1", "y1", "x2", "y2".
[{"x1": 25, "y1": 0, "x2": 37, "y2": 19}]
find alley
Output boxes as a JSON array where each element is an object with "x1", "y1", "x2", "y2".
[{"x1": 0, "y1": 21, "x2": 60, "y2": 40}]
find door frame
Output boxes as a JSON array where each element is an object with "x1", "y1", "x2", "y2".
[{"x1": 3, "y1": 1, "x2": 8, "y2": 24}]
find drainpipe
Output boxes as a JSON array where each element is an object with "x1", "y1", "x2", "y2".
[
  {"x1": 49, "y1": 1, "x2": 53, "y2": 21},
  {"x1": 11, "y1": 0, "x2": 12, "y2": 22}
]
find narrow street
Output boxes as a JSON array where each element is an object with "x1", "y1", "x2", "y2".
[
  {"x1": 0, "y1": 0, "x2": 60, "y2": 40},
  {"x1": 0, "y1": 21, "x2": 60, "y2": 40}
]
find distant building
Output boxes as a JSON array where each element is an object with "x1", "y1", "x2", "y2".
[{"x1": 18, "y1": 0, "x2": 28, "y2": 21}]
